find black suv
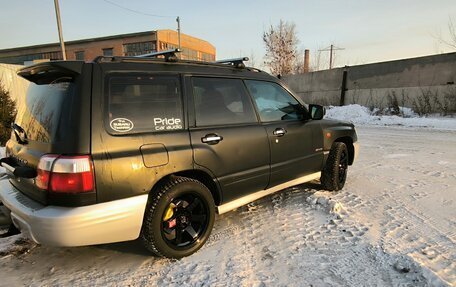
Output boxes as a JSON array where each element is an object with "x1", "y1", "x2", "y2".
[{"x1": 0, "y1": 51, "x2": 358, "y2": 258}]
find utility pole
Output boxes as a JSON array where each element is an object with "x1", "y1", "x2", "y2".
[
  {"x1": 319, "y1": 44, "x2": 344, "y2": 69},
  {"x1": 54, "y1": 0, "x2": 66, "y2": 60},
  {"x1": 176, "y1": 16, "x2": 181, "y2": 50}
]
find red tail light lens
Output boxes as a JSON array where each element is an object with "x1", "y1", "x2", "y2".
[{"x1": 36, "y1": 155, "x2": 95, "y2": 194}]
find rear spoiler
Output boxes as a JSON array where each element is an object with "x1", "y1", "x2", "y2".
[{"x1": 17, "y1": 61, "x2": 84, "y2": 85}]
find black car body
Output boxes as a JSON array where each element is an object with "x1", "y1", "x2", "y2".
[{"x1": 0, "y1": 53, "x2": 358, "y2": 258}]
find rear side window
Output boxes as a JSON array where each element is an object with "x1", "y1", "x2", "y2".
[
  {"x1": 106, "y1": 74, "x2": 183, "y2": 133},
  {"x1": 192, "y1": 77, "x2": 257, "y2": 127},
  {"x1": 14, "y1": 81, "x2": 74, "y2": 143}
]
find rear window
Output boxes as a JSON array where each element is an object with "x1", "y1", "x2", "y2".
[
  {"x1": 14, "y1": 81, "x2": 74, "y2": 143},
  {"x1": 106, "y1": 74, "x2": 183, "y2": 134}
]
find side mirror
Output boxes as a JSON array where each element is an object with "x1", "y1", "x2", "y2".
[{"x1": 309, "y1": 104, "x2": 325, "y2": 120}]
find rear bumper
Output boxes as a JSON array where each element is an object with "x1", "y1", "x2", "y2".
[{"x1": 0, "y1": 179, "x2": 148, "y2": 246}]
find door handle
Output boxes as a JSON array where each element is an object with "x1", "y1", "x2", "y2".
[
  {"x1": 273, "y1": 128, "x2": 286, "y2": 137},
  {"x1": 202, "y1": 134, "x2": 223, "y2": 144}
]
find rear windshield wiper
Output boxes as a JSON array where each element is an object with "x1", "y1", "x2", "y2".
[
  {"x1": 0, "y1": 157, "x2": 37, "y2": 179},
  {"x1": 11, "y1": 123, "x2": 28, "y2": 144}
]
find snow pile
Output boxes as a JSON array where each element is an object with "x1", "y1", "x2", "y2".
[
  {"x1": 326, "y1": 104, "x2": 456, "y2": 130},
  {"x1": 306, "y1": 192, "x2": 346, "y2": 218},
  {"x1": 0, "y1": 234, "x2": 35, "y2": 258}
]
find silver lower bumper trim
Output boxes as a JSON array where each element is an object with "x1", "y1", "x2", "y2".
[
  {"x1": 0, "y1": 179, "x2": 148, "y2": 246},
  {"x1": 217, "y1": 172, "x2": 321, "y2": 214}
]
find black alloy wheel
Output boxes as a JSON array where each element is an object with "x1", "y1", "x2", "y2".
[
  {"x1": 161, "y1": 194, "x2": 209, "y2": 249},
  {"x1": 141, "y1": 176, "x2": 215, "y2": 259}
]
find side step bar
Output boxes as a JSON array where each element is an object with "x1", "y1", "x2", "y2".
[{"x1": 216, "y1": 172, "x2": 321, "y2": 214}]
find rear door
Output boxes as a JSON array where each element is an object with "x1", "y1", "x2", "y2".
[
  {"x1": 188, "y1": 77, "x2": 270, "y2": 203},
  {"x1": 91, "y1": 65, "x2": 193, "y2": 203},
  {"x1": 245, "y1": 80, "x2": 323, "y2": 188}
]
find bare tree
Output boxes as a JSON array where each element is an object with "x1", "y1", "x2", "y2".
[
  {"x1": 263, "y1": 20, "x2": 299, "y2": 76},
  {"x1": 435, "y1": 17, "x2": 456, "y2": 50},
  {"x1": 445, "y1": 17, "x2": 456, "y2": 49}
]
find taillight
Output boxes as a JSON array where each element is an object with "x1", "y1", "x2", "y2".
[
  {"x1": 36, "y1": 155, "x2": 58, "y2": 190},
  {"x1": 36, "y1": 155, "x2": 95, "y2": 194}
]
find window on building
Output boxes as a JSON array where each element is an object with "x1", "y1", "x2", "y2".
[
  {"x1": 3, "y1": 51, "x2": 63, "y2": 64},
  {"x1": 106, "y1": 74, "x2": 183, "y2": 133},
  {"x1": 201, "y1": 52, "x2": 215, "y2": 62},
  {"x1": 192, "y1": 77, "x2": 257, "y2": 127},
  {"x1": 180, "y1": 47, "x2": 198, "y2": 61},
  {"x1": 123, "y1": 41, "x2": 156, "y2": 56},
  {"x1": 102, "y1": 48, "x2": 114, "y2": 57},
  {"x1": 75, "y1": 51, "x2": 85, "y2": 60},
  {"x1": 159, "y1": 42, "x2": 177, "y2": 51}
]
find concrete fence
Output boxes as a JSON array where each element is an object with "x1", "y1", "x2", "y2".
[{"x1": 283, "y1": 52, "x2": 456, "y2": 115}]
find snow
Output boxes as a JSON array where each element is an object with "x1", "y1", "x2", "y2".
[
  {"x1": 1, "y1": 121, "x2": 456, "y2": 285},
  {"x1": 326, "y1": 104, "x2": 456, "y2": 131}
]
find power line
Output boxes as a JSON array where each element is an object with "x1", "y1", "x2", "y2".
[
  {"x1": 101, "y1": 0, "x2": 182, "y2": 51},
  {"x1": 101, "y1": 0, "x2": 174, "y2": 18},
  {"x1": 319, "y1": 44, "x2": 344, "y2": 69}
]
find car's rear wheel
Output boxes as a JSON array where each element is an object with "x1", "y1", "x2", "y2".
[
  {"x1": 321, "y1": 142, "x2": 349, "y2": 191},
  {"x1": 141, "y1": 176, "x2": 215, "y2": 259}
]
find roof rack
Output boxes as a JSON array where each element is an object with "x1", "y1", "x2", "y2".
[
  {"x1": 215, "y1": 57, "x2": 249, "y2": 68},
  {"x1": 136, "y1": 48, "x2": 181, "y2": 62}
]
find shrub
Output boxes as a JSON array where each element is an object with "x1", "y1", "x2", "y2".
[{"x1": 0, "y1": 82, "x2": 16, "y2": 146}]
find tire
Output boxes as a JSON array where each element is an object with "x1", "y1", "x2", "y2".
[
  {"x1": 321, "y1": 142, "x2": 349, "y2": 191},
  {"x1": 140, "y1": 176, "x2": 215, "y2": 259}
]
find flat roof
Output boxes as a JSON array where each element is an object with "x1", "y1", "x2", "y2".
[{"x1": 0, "y1": 30, "x2": 214, "y2": 53}]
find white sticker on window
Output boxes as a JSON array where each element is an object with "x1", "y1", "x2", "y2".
[
  {"x1": 110, "y1": 118, "x2": 134, "y2": 132},
  {"x1": 153, "y1": 117, "x2": 183, "y2": 131}
]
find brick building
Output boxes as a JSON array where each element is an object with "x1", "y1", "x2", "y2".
[{"x1": 0, "y1": 30, "x2": 216, "y2": 64}]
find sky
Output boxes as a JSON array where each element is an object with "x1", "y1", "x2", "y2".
[{"x1": 0, "y1": 0, "x2": 455, "y2": 70}]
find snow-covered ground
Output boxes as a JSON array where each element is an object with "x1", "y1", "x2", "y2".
[
  {"x1": 0, "y1": 112, "x2": 455, "y2": 286},
  {"x1": 326, "y1": 104, "x2": 456, "y2": 131}
]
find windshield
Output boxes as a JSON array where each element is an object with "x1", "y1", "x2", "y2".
[{"x1": 14, "y1": 81, "x2": 75, "y2": 143}]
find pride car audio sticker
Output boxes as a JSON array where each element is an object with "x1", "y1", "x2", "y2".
[{"x1": 153, "y1": 117, "x2": 182, "y2": 131}]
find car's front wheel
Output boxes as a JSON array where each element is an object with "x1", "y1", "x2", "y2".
[
  {"x1": 141, "y1": 176, "x2": 215, "y2": 259},
  {"x1": 321, "y1": 142, "x2": 349, "y2": 191}
]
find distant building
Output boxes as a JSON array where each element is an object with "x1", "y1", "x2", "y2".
[{"x1": 0, "y1": 30, "x2": 216, "y2": 64}]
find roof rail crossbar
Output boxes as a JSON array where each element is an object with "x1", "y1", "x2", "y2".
[
  {"x1": 215, "y1": 57, "x2": 249, "y2": 68},
  {"x1": 137, "y1": 48, "x2": 181, "y2": 62}
]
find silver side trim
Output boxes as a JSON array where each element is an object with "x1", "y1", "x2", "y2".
[{"x1": 217, "y1": 172, "x2": 321, "y2": 214}]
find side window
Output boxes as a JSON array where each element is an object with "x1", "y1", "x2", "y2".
[
  {"x1": 106, "y1": 74, "x2": 183, "y2": 133},
  {"x1": 245, "y1": 80, "x2": 305, "y2": 122},
  {"x1": 192, "y1": 77, "x2": 258, "y2": 127}
]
